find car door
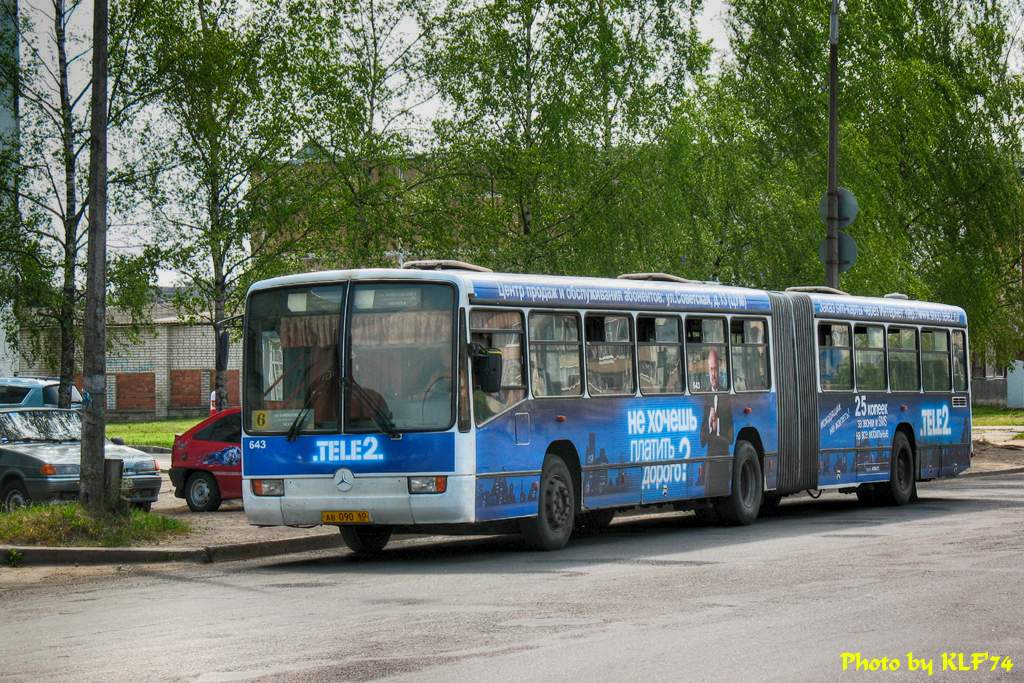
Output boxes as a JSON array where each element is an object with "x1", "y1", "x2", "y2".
[{"x1": 191, "y1": 412, "x2": 242, "y2": 499}]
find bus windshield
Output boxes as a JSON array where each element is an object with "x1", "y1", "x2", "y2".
[
  {"x1": 244, "y1": 284, "x2": 345, "y2": 434},
  {"x1": 346, "y1": 282, "x2": 455, "y2": 432},
  {"x1": 244, "y1": 280, "x2": 456, "y2": 435}
]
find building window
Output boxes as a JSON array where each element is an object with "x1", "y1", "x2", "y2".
[
  {"x1": 854, "y1": 324, "x2": 886, "y2": 391},
  {"x1": 637, "y1": 316, "x2": 683, "y2": 394},
  {"x1": 818, "y1": 322, "x2": 853, "y2": 391},
  {"x1": 888, "y1": 327, "x2": 920, "y2": 392},
  {"x1": 921, "y1": 329, "x2": 951, "y2": 392},
  {"x1": 730, "y1": 319, "x2": 770, "y2": 391},
  {"x1": 686, "y1": 317, "x2": 729, "y2": 393},
  {"x1": 585, "y1": 314, "x2": 635, "y2": 396},
  {"x1": 529, "y1": 312, "x2": 582, "y2": 397}
]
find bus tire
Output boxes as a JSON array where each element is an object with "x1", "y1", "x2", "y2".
[
  {"x1": 713, "y1": 440, "x2": 763, "y2": 526},
  {"x1": 881, "y1": 432, "x2": 915, "y2": 506},
  {"x1": 521, "y1": 456, "x2": 575, "y2": 550},
  {"x1": 340, "y1": 526, "x2": 392, "y2": 554}
]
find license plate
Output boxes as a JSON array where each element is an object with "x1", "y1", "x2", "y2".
[{"x1": 321, "y1": 510, "x2": 372, "y2": 524}]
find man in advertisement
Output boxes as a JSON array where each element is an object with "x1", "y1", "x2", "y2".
[{"x1": 699, "y1": 349, "x2": 734, "y2": 488}]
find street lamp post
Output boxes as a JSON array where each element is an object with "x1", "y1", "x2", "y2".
[{"x1": 826, "y1": 0, "x2": 840, "y2": 289}]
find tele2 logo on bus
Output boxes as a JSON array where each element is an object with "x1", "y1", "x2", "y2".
[{"x1": 312, "y1": 437, "x2": 383, "y2": 463}]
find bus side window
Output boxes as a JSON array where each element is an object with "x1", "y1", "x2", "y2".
[
  {"x1": 470, "y1": 309, "x2": 526, "y2": 423},
  {"x1": 585, "y1": 314, "x2": 635, "y2": 396},
  {"x1": 854, "y1": 324, "x2": 886, "y2": 391},
  {"x1": 818, "y1": 322, "x2": 853, "y2": 391},
  {"x1": 888, "y1": 327, "x2": 920, "y2": 391},
  {"x1": 529, "y1": 312, "x2": 582, "y2": 397},
  {"x1": 921, "y1": 329, "x2": 951, "y2": 392},
  {"x1": 730, "y1": 319, "x2": 770, "y2": 391},
  {"x1": 686, "y1": 317, "x2": 729, "y2": 393},
  {"x1": 637, "y1": 316, "x2": 683, "y2": 394},
  {"x1": 951, "y1": 330, "x2": 968, "y2": 392}
]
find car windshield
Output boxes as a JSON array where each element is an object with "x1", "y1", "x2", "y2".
[{"x1": 0, "y1": 410, "x2": 81, "y2": 442}]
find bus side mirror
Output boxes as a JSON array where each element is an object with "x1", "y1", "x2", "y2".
[
  {"x1": 471, "y1": 345, "x2": 503, "y2": 394},
  {"x1": 216, "y1": 331, "x2": 230, "y2": 373}
]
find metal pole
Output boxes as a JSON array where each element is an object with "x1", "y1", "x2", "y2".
[{"x1": 826, "y1": 0, "x2": 840, "y2": 289}]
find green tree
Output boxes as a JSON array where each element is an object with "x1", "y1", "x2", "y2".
[
  {"x1": 266, "y1": 0, "x2": 438, "y2": 268},
  {"x1": 420, "y1": 0, "x2": 708, "y2": 273},
  {"x1": 714, "y1": 0, "x2": 1024, "y2": 359},
  {"x1": 0, "y1": 0, "x2": 158, "y2": 404},
  {"x1": 138, "y1": 0, "x2": 320, "y2": 407}
]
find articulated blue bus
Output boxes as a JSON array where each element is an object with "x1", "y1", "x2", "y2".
[{"x1": 240, "y1": 262, "x2": 971, "y2": 552}]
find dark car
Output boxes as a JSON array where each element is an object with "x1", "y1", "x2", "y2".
[
  {"x1": 169, "y1": 408, "x2": 241, "y2": 512},
  {"x1": 0, "y1": 408, "x2": 162, "y2": 510}
]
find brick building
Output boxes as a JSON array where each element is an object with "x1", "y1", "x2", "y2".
[{"x1": 17, "y1": 306, "x2": 242, "y2": 420}]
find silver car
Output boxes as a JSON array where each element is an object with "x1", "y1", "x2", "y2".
[{"x1": 0, "y1": 408, "x2": 162, "y2": 511}]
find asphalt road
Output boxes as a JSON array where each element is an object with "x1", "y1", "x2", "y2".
[{"x1": 2, "y1": 473, "x2": 1023, "y2": 682}]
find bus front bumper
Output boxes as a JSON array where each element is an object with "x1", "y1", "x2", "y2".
[{"x1": 242, "y1": 474, "x2": 476, "y2": 527}]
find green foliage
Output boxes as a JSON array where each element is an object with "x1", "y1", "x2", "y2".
[
  {"x1": 6, "y1": 548, "x2": 24, "y2": 567},
  {"x1": 0, "y1": 503, "x2": 189, "y2": 547},
  {"x1": 973, "y1": 406, "x2": 1024, "y2": 427},
  {"x1": 721, "y1": 0, "x2": 1024, "y2": 361}
]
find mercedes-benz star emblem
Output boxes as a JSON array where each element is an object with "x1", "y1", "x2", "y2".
[{"x1": 334, "y1": 468, "x2": 355, "y2": 492}]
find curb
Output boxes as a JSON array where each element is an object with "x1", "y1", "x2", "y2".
[
  {"x1": 2, "y1": 533, "x2": 344, "y2": 566},
  {"x1": 960, "y1": 466, "x2": 1024, "y2": 478}
]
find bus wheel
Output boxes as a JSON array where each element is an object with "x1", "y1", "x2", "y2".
[
  {"x1": 713, "y1": 440, "x2": 763, "y2": 526},
  {"x1": 340, "y1": 526, "x2": 392, "y2": 554},
  {"x1": 881, "y1": 433, "x2": 915, "y2": 506},
  {"x1": 521, "y1": 456, "x2": 575, "y2": 550}
]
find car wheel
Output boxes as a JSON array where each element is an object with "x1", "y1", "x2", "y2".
[
  {"x1": 520, "y1": 456, "x2": 575, "y2": 550},
  {"x1": 340, "y1": 526, "x2": 393, "y2": 554},
  {"x1": 185, "y1": 471, "x2": 222, "y2": 512},
  {"x1": 131, "y1": 502, "x2": 153, "y2": 512},
  {"x1": 1, "y1": 480, "x2": 31, "y2": 511}
]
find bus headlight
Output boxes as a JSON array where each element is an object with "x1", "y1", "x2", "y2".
[
  {"x1": 408, "y1": 476, "x2": 447, "y2": 494},
  {"x1": 252, "y1": 479, "x2": 284, "y2": 496}
]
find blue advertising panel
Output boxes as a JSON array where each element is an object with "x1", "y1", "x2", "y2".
[
  {"x1": 812, "y1": 297, "x2": 967, "y2": 326},
  {"x1": 817, "y1": 393, "x2": 971, "y2": 487},
  {"x1": 475, "y1": 392, "x2": 778, "y2": 521},
  {"x1": 242, "y1": 431, "x2": 456, "y2": 477},
  {"x1": 471, "y1": 278, "x2": 772, "y2": 314}
]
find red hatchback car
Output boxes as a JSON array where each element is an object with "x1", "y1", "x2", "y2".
[{"x1": 169, "y1": 408, "x2": 241, "y2": 512}]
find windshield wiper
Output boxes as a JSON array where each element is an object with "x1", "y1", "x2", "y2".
[
  {"x1": 285, "y1": 370, "x2": 333, "y2": 442},
  {"x1": 343, "y1": 376, "x2": 399, "y2": 438}
]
